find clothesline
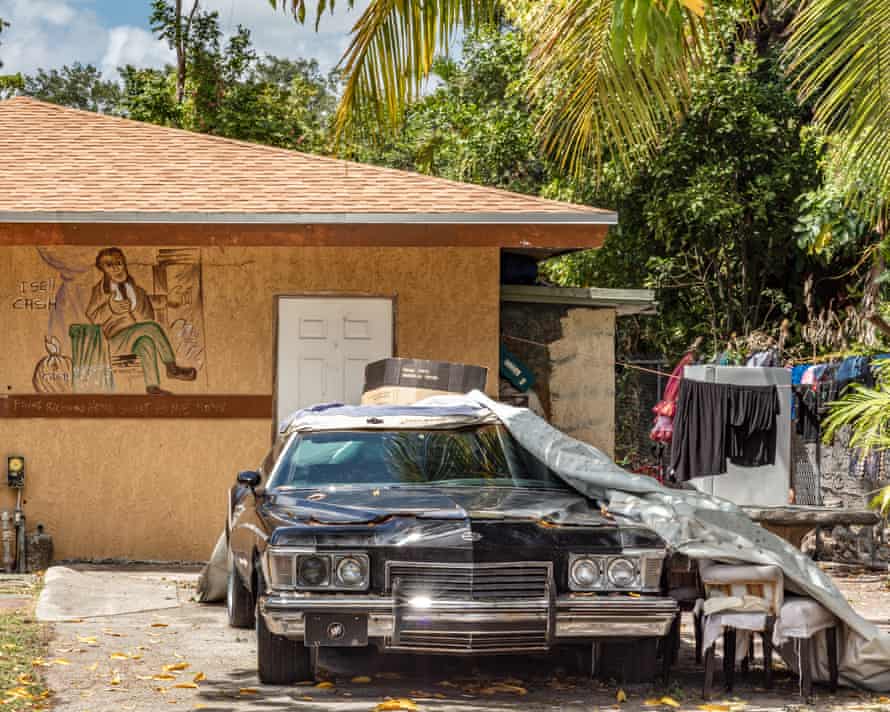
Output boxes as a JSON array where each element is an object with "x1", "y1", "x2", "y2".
[{"x1": 505, "y1": 334, "x2": 864, "y2": 391}]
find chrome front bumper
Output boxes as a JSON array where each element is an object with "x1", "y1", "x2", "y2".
[{"x1": 260, "y1": 593, "x2": 677, "y2": 651}]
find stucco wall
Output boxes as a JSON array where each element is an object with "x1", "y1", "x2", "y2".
[
  {"x1": 501, "y1": 303, "x2": 615, "y2": 456},
  {"x1": 0, "y1": 243, "x2": 500, "y2": 560}
]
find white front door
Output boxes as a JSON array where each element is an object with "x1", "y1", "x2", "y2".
[{"x1": 276, "y1": 297, "x2": 393, "y2": 424}]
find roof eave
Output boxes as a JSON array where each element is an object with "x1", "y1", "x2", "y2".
[
  {"x1": 501, "y1": 284, "x2": 657, "y2": 316},
  {"x1": 0, "y1": 210, "x2": 618, "y2": 225}
]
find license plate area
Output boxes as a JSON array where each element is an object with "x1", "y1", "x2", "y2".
[{"x1": 305, "y1": 613, "x2": 368, "y2": 647}]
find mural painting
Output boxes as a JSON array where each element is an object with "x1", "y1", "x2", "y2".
[{"x1": 26, "y1": 247, "x2": 207, "y2": 395}]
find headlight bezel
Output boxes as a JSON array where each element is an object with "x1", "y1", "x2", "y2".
[
  {"x1": 266, "y1": 548, "x2": 370, "y2": 591},
  {"x1": 568, "y1": 551, "x2": 665, "y2": 592}
]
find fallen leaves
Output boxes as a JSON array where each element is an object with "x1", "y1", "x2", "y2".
[
  {"x1": 238, "y1": 687, "x2": 258, "y2": 696},
  {"x1": 617, "y1": 688, "x2": 628, "y2": 703},
  {"x1": 480, "y1": 682, "x2": 528, "y2": 695},
  {"x1": 375, "y1": 699, "x2": 418, "y2": 711},
  {"x1": 162, "y1": 662, "x2": 189, "y2": 672},
  {"x1": 315, "y1": 680, "x2": 335, "y2": 689},
  {"x1": 351, "y1": 675, "x2": 372, "y2": 683}
]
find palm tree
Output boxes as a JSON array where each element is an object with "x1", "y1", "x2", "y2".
[
  {"x1": 270, "y1": 1, "x2": 889, "y2": 224},
  {"x1": 823, "y1": 381, "x2": 890, "y2": 517},
  {"x1": 274, "y1": 0, "x2": 708, "y2": 174}
]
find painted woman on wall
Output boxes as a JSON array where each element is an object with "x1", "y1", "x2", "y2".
[{"x1": 87, "y1": 247, "x2": 197, "y2": 395}]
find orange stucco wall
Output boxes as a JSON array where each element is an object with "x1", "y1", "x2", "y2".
[{"x1": 0, "y1": 243, "x2": 500, "y2": 561}]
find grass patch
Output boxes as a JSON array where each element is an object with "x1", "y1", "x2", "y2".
[{"x1": 0, "y1": 579, "x2": 50, "y2": 709}]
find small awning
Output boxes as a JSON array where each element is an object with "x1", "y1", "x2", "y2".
[{"x1": 500, "y1": 285, "x2": 657, "y2": 316}]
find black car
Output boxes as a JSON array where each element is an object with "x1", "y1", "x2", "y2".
[{"x1": 227, "y1": 404, "x2": 678, "y2": 684}]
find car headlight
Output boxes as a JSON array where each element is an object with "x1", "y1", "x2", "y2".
[
  {"x1": 298, "y1": 555, "x2": 330, "y2": 587},
  {"x1": 607, "y1": 557, "x2": 638, "y2": 588},
  {"x1": 335, "y1": 556, "x2": 368, "y2": 588},
  {"x1": 266, "y1": 550, "x2": 370, "y2": 591},
  {"x1": 569, "y1": 557, "x2": 601, "y2": 590}
]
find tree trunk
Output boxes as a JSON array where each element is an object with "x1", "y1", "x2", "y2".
[{"x1": 175, "y1": 0, "x2": 200, "y2": 105}]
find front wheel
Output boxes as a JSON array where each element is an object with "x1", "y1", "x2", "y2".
[
  {"x1": 256, "y1": 608, "x2": 313, "y2": 684},
  {"x1": 227, "y1": 565, "x2": 255, "y2": 629}
]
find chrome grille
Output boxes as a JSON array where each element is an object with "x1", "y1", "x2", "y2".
[
  {"x1": 386, "y1": 562, "x2": 552, "y2": 601},
  {"x1": 395, "y1": 627, "x2": 549, "y2": 652}
]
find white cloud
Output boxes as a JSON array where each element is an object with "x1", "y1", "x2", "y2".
[
  {"x1": 0, "y1": 0, "x2": 107, "y2": 75},
  {"x1": 0, "y1": 0, "x2": 364, "y2": 79},
  {"x1": 202, "y1": 0, "x2": 365, "y2": 73},
  {"x1": 101, "y1": 25, "x2": 173, "y2": 75}
]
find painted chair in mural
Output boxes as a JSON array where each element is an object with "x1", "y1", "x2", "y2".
[{"x1": 69, "y1": 295, "x2": 168, "y2": 392}]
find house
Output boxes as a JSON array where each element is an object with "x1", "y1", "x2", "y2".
[{"x1": 0, "y1": 97, "x2": 629, "y2": 561}]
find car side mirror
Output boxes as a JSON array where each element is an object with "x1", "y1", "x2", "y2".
[{"x1": 237, "y1": 470, "x2": 261, "y2": 490}]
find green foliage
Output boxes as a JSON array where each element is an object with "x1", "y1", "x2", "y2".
[
  {"x1": 543, "y1": 39, "x2": 869, "y2": 356},
  {"x1": 24, "y1": 63, "x2": 123, "y2": 113},
  {"x1": 120, "y1": 2, "x2": 336, "y2": 151},
  {"x1": 823, "y1": 371, "x2": 890, "y2": 518},
  {"x1": 344, "y1": 30, "x2": 547, "y2": 194}
]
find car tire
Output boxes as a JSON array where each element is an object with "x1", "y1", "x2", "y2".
[
  {"x1": 256, "y1": 605, "x2": 313, "y2": 685},
  {"x1": 227, "y1": 565, "x2": 255, "y2": 629}
]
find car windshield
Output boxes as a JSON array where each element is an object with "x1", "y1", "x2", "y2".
[{"x1": 266, "y1": 425, "x2": 569, "y2": 491}]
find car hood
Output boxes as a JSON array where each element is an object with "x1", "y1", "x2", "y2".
[
  {"x1": 260, "y1": 486, "x2": 663, "y2": 554},
  {"x1": 262, "y1": 486, "x2": 631, "y2": 528}
]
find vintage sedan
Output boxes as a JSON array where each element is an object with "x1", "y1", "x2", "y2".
[{"x1": 227, "y1": 403, "x2": 678, "y2": 684}]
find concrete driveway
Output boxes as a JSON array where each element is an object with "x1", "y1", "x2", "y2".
[{"x1": 35, "y1": 565, "x2": 889, "y2": 711}]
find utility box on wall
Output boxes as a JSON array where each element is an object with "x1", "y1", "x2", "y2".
[{"x1": 685, "y1": 365, "x2": 791, "y2": 507}]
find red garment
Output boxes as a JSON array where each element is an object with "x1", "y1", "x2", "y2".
[{"x1": 649, "y1": 352, "x2": 695, "y2": 443}]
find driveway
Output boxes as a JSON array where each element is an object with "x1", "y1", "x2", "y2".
[{"x1": 36, "y1": 565, "x2": 890, "y2": 711}]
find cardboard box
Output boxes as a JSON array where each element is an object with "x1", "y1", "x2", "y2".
[{"x1": 361, "y1": 358, "x2": 488, "y2": 406}]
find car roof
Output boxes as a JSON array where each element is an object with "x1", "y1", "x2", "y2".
[{"x1": 279, "y1": 400, "x2": 499, "y2": 435}]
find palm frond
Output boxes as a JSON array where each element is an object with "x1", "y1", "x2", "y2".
[
  {"x1": 822, "y1": 384, "x2": 890, "y2": 450},
  {"x1": 784, "y1": 0, "x2": 890, "y2": 227},
  {"x1": 520, "y1": 0, "x2": 707, "y2": 176},
  {"x1": 333, "y1": 0, "x2": 497, "y2": 139}
]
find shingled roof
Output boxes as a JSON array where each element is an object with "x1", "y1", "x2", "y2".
[{"x1": 0, "y1": 97, "x2": 616, "y2": 225}]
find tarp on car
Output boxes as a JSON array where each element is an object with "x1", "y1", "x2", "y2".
[
  {"x1": 455, "y1": 391, "x2": 890, "y2": 692},
  {"x1": 201, "y1": 391, "x2": 890, "y2": 689}
]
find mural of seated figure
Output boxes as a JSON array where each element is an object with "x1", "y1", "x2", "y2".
[{"x1": 86, "y1": 247, "x2": 196, "y2": 395}]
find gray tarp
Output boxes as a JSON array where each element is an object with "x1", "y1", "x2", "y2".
[
  {"x1": 463, "y1": 391, "x2": 890, "y2": 691},
  {"x1": 199, "y1": 392, "x2": 890, "y2": 689}
]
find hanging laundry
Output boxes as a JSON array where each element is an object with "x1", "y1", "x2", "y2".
[
  {"x1": 669, "y1": 380, "x2": 728, "y2": 480},
  {"x1": 793, "y1": 386, "x2": 821, "y2": 443},
  {"x1": 745, "y1": 349, "x2": 779, "y2": 367},
  {"x1": 649, "y1": 352, "x2": 695, "y2": 443},
  {"x1": 670, "y1": 379, "x2": 781, "y2": 481},
  {"x1": 726, "y1": 384, "x2": 781, "y2": 467}
]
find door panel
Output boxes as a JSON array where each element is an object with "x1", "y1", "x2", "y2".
[{"x1": 276, "y1": 297, "x2": 393, "y2": 424}]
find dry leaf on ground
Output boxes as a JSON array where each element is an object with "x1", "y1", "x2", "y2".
[{"x1": 375, "y1": 700, "x2": 418, "y2": 711}]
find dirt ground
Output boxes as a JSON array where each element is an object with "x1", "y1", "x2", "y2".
[{"x1": 38, "y1": 565, "x2": 890, "y2": 712}]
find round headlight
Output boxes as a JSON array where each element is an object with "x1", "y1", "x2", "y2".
[
  {"x1": 298, "y1": 555, "x2": 329, "y2": 586},
  {"x1": 607, "y1": 557, "x2": 638, "y2": 588},
  {"x1": 336, "y1": 557, "x2": 365, "y2": 586},
  {"x1": 570, "y1": 558, "x2": 600, "y2": 589}
]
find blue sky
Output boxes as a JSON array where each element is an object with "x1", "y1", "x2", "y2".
[{"x1": 0, "y1": 0, "x2": 364, "y2": 78}]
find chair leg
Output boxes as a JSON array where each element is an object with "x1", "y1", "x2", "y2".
[
  {"x1": 703, "y1": 645, "x2": 715, "y2": 700},
  {"x1": 724, "y1": 629, "x2": 737, "y2": 692},
  {"x1": 763, "y1": 616, "x2": 775, "y2": 690},
  {"x1": 799, "y1": 637, "x2": 813, "y2": 702},
  {"x1": 827, "y1": 626, "x2": 839, "y2": 693},
  {"x1": 741, "y1": 635, "x2": 754, "y2": 677},
  {"x1": 694, "y1": 610, "x2": 703, "y2": 665}
]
